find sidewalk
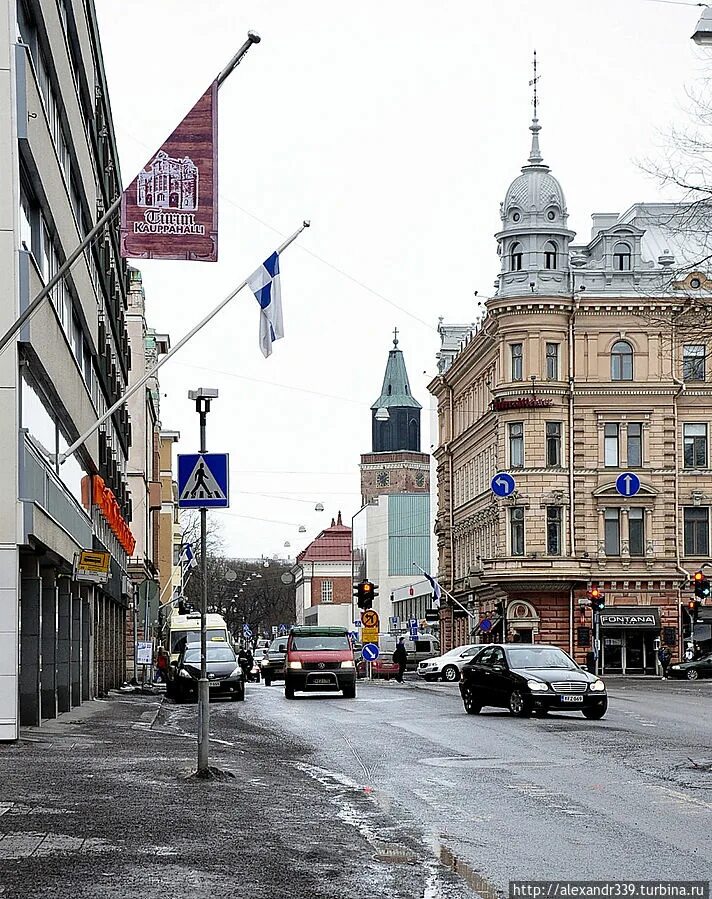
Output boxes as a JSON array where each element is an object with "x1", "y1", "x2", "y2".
[{"x1": 0, "y1": 692, "x2": 464, "y2": 899}]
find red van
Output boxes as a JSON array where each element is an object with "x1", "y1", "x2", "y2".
[{"x1": 284, "y1": 627, "x2": 356, "y2": 699}]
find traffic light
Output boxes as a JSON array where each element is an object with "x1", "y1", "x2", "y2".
[
  {"x1": 494, "y1": 601, "x2": 505, "y2": 617},
  {"x1": 687, "y1": 598, "x2": 701, "y2": 625},
  {"x1": 588, "y1": 587, "x2": 605, "y2": 613},
  {"x1": 355, "y1": 580, "x2": 378, "y2": 610},
  {"x1": 692, "y1": 570, "x2": 711, "y2": 600}
]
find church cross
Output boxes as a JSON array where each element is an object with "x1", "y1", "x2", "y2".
[
  {"x1": 529, "y1": 50, "x2": 540, "y2": 118},
  {"x1": 393, "y1": 327, "x2": 399, "y2": 348}
]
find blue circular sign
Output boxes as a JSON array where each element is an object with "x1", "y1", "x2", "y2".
[
  {"x1": 491, "y1": 473, "x2": 516, "y2": 498},
  {"x1": 479, "y1": 619, "x2": 492, "y2": 633},
  {"x1": 615, "y1": 472, "x2": 641, "y2": 497},
  {"x1": 362, "y1": 643, "x2": 380, "y2": 662}
]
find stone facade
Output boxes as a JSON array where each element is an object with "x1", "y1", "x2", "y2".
[{"x1": 429, "y1": 115, "x2": 712, "y2": 674}]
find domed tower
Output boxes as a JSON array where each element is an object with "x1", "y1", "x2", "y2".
[
  {"x1": 359, "y1": 331, "x2": 430, "y2": 505},
  {"x1": 495, "y1": 102, "x2": 575, "y2": 298}
]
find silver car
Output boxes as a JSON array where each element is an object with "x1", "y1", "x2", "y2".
[{"x1": 417, "y1": 644, "x2": 484, "y2": 682}]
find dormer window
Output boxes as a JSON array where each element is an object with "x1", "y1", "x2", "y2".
[
  {"x1": 510, "y1": 242, "x2": 523, "y2": 272},
  {"x1": 544, "y1": 241, "x2": 558, "y2": 270},
  {"x1": 611, "y1": 340, "x2": 634, "y2": 381},
  {"x1": 613, "y1": 242, "x2": 631, "y2": 271}
]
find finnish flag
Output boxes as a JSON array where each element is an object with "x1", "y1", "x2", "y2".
[
  {"x1": 248, "y1": 251, "x2": 283, "y2": 358},
  {"x1": 423, "y1": 571, "x2": 443, "y2": 609},
  {"x1": 180, "y1": 543, "x2": 197, "y2": 571}
]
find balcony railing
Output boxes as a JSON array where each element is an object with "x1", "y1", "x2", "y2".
[{"x1": 20, "y1": 431, "x2": 92, "y2": 549}]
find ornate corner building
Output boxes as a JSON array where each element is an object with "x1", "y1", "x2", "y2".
[{"x1": 429, "y1": 110, "x2": 712, "y2": 673}]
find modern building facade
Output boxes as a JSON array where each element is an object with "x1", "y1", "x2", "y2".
[
  {"x1": 430, "y1": 111, "x2": 711, "y2": 673},
  {"x1": 1, "y1": 0, "x2": 135, "y2": 738},
  {"x1": 292, "y1": 513, "x2": 353, "y2": 629},
  {"x1": 353, "y1": 336, "x2": 431, "y2": 624}
]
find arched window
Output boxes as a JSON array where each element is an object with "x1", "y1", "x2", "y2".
[
  {"x1": 611, "y1": 340, "x2": 633, "y2": 381},
  {"x1": 613, "y1": 242, "x2": 631, "y2": 271},
  {"x1": 544, "y1": 240, "x2": 558, "y2": 270},
  {"x1": 408, "y1": 418, "x2": 418, "y2": 450},
  {"x1": 510, "y1": 242, "x2": 523, "y2": 272}
]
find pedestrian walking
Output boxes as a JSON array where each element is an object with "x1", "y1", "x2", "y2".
[
  {"x1": 393, "y1": 638, "x2": 408, "y2": 683},
  {"x1": 658, "y1": 644, "x2": 672, "y2": 680},
  {"x1": 155, "y1": 645, "x2": 169, "y2": 683}
]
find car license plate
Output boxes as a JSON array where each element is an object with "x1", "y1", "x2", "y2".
[
  {"x1": 561, "y1": 694, "x2": 583, "y2": 703},
  {"x1": 209, "y1": 681, "x2": 221, "y2": 688},
  {"x1": 312, "y1": 677, "x2": 331, "y2": 685}
]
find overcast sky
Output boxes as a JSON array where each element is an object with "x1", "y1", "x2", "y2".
[{"x1": 95, "y1": 0, "x2": 707, "y2": 562}]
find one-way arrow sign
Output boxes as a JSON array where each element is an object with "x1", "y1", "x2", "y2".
[{"x1": 178, "y1": 453, "x2": 230, "y2": 508}]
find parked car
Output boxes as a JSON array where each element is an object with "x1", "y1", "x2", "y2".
[
  {"x1": 356, "y1": 657, "x2": 400, "y2": 679},
  {"x1": 459, "y1": 643, "x2": 608, "y2": 720},
  {"x1": 167, "y1": 643, "x2": 245, "y2": 703},
  {"x1": 260, "y1": 637, "x2": 287, "y2": 686},
  {"x1": 284, "y1": 627, "x2": 356, "y2": 698},
  {"x1": 668, "y1": 652, "x2": 712, "y2": 680},
  {"x1": 378, "y1": 634, "x2": 439, "y2": 670},
  {"x1": 417, "y1": 644, "x2": 484, "y2": 682}
]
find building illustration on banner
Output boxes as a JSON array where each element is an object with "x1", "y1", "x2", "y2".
[{"x1": 137, "y1": 150, "x2": 199, "y2": 211}]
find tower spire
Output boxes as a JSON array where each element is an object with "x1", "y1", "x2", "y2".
[{"x1": 527, "y1": 50, "x2": 543, "y2": 165}]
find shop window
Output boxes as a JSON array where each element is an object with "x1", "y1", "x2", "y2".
[
  {"x1": 546, "y1": 507, "x2": 562, "y2": 556},
  {"x1": 508, "y1": 422, "x2": 524, "y2": 468},
  {"x1": 604, "y1": 508, "x2": 620, "y2": 555},
  {"x1": 546, "y1": 422, "x2": 562, "y2": 467},
  {"x1": 510, "y1": 343, "x2": 523, "y2": 381},
  {"x1": 683, "y1": 345, "x2": 706, "y2": 382},
  {"x1": 627, "y1": 423, "x2": 642, "y2": 468},
  {"x1": 683, "y1": 423, "x2": 707, "y2": 469},
  {"x1": 604, "y1": 423, "x2": 619, "y2": 467},
  {"x1": 510, "y1": 507, "x2": 525, "y2": 556},
  {"x1": 629, "y1": 508, "x2": 645, "y2": 557},
  {"x1": 611, "y1": 341, "x2": 633, "y2": 381},
  {"x1": 546, "y1": 342, "x2": 559, "y2": 380},
  {"x1": 684, "y1": 507, "x2": 709, "y2": 557}
]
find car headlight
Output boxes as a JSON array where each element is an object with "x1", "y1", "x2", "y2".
[
  {"x1": 589, "y1": 679, "x2": 606, "y2": 692},
  {"x1": 230, "y1": 666, "x2": 243, "y2": 678},
  {"x1": 260, "y1": 658, "x2": 269, "y2": 666},
  {"x1": 178, "y1": 668, "x2": 194, "y2": 679},
  {"x1": 341, "y1": 660, "x2": 354, "y2": 668},
  {"x1": 670, "y1": 665, "x2": 680, "y2": 671},
  {"x1": 526, "y1": 680, "x2": 549, "y2": 692},
  {"x1": 288, "y1": 661, "x2": 302, "y2": 669}
]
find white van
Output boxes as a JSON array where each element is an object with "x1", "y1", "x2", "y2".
[
  {"x1": 378, "y1": 634, "x2": 439, "y2": 670},
  {"x1": 165, "y1": 612, "x2": 231, "y2": 663}
]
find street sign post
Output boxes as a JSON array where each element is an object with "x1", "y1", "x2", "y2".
[
  {"x1": 136, "y1": 641, "x2": 153, "y2": 666},
  {"x1": 409, "y1": 617, "x2": 418, "y2": 638},
  {"x1": 615, "y1": 472, "x2": 641, "y2": 497},
  {"x1": 361, "y1": 609, "x2": 379, "y2": 645},
  {"x1": 353, "y1": 620, "x2": 362, "y2": 629},
  {"x1": 479, "y1": 618, "x2": 492, "y2": 633},
  {"x1": 362, "y1": 643, "x2": 379, "y2": 662},
  {"x1": 490, "y1": 472, "x2": 516, "y2": 498},
  {"x1": 73, "y1": 549, "x2": 111, "y2": 585},
  {"x1": 178, "y1": 453, "x2": 230, "y2": 508}
]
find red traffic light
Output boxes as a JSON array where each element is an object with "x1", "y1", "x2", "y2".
[{"x1": 589, "y1": 588, "x2": 602, "y2": 599}]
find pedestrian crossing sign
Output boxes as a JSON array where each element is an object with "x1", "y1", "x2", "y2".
[{"x1": 178, "y1": 453, "x2": 229, "y2": 508}]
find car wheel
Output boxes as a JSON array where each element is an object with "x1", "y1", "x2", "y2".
[
  {"x1": 342, "y1": 684, "x2": 356, "y2": 698},
  {"x1": 462, "y1": 688, "x2": 481, "y2": 715},
  {"x1": 509, "y1": 690, "x2": 531, "y2": 718},
  {"x1": 264, "y1": 677, "x2": 271, "y2": 687},
  {"x1": 285, "y1": 683, "x2": 295, "y2": 700},
  {"x1": 687, "y1": 669, "x2": 699, "y2": 681},
  {"x1": 582, "y1": 701, "x2": 607, "y2": 720},
  {"x1": 442, "y1": 665, "x2": 460, "y2": 683}
]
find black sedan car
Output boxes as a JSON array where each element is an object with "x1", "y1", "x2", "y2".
[
  {"x1": 167, "y1": 644, "x2": 245, "y2": 702},
  {"x1": 668, "y1": 652, "x2": 712, "y2": 680},
  {"x1": 459, "y1": 643, "x2": 608, "y2": 720},
  {"x1": 259, "y1": 637, "x2": 287, "y2": 686}
]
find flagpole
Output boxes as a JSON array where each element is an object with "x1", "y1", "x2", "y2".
[
  {"x1": 0, "y1": 34, "x2": 262, "y2": 359},
  {"x1": 58, "y1": 221, "x2": 310, "y2": 465},
  {"x1": 412, "y1": 561, "x2": 477, "y2": 622}
]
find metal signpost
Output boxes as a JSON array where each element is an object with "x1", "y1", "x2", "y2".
[
  {"x1": 362, "y1": 643, "x2": 379, "y2": 663},
  {"x1": 178, "y1": 389, "x2": 230, "y2": 778},
  {"x1": 408, "y1": 617, "x2": 418, "y2": 639}
]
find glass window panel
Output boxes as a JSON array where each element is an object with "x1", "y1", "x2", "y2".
[
  {"x1": 604, "y1": 423, "x2": 619, "y2": 467},
  {"x1": 604, "y1": 508, "x2": 620, "y2": 555},
  {"x1": 684, "y1": 424, "x2": 707, "y2": 469},
  {"x1": 683, "y1": 345, "x2": 706, "y2": 382},
  {"x1": 629, "y1": 508, "x2": 645, "y2": 556},
  {"x1": 627, "y1": 423, "x2": 642, "y2": 468},
  {"x1": 546, "y1": 507, "x2": 562, "y2": 555},
  {"x1": 546, "y1": 343, "x2": 559, "y2": 380},
  {"x1": 509, "y1": 422, "x2": 524, "y2": 468},
  {"x1": 684, "y1": 508, "x2": 709, "y2": 557},
  {"x1": 511, "y1": 343, "x2": 523, "y2": 381},
  {"x1": 21, "y1": 372, "x2": 56, "y2": 460},
  {"x1": 510, "y1": 507, "x2": 525, "y2": 556},
  {"x1": 546, "y1": 421, "x2": 561, "y2": 467}
]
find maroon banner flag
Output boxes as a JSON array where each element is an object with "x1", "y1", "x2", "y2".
[{"x1": 120, "y1": 81, "x2": 218, "y2": 262}]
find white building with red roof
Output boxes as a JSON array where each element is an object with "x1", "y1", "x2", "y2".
[{"x1": 292, "y1": 513, "x2": 354, "y2": 629}]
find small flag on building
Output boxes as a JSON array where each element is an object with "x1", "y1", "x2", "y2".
[
  {"x1": 180, "y1": 543, "x2": 198, "y2": 571},
  {"x1": 120, "y1": 81, "x2": 219, "y2": 262},
  {"x1": 248, "y1": 251, "x2": 284, "y2": 357},
  {"x1": 423, "y1": 571, "x2": 442, "y2": 609}
]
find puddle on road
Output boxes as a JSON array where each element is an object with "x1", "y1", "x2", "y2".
[{"x1": 421, "y1": 755, "x2": 577, "y2": 770}]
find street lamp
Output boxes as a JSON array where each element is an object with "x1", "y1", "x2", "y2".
[
  {"x1": 188, "y1": 386, "x2": 218, "y2": 778},
  {"x1": 692, "y1": 7, "x2": 712, "y2": 45}
]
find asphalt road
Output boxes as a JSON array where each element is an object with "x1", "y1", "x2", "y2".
[
  {"x1": 207, "y1": 674, "x2": 712, "y2": 893},
  {"x1": 1, "y1": 676, "x2": 710, "y2": 898}
]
